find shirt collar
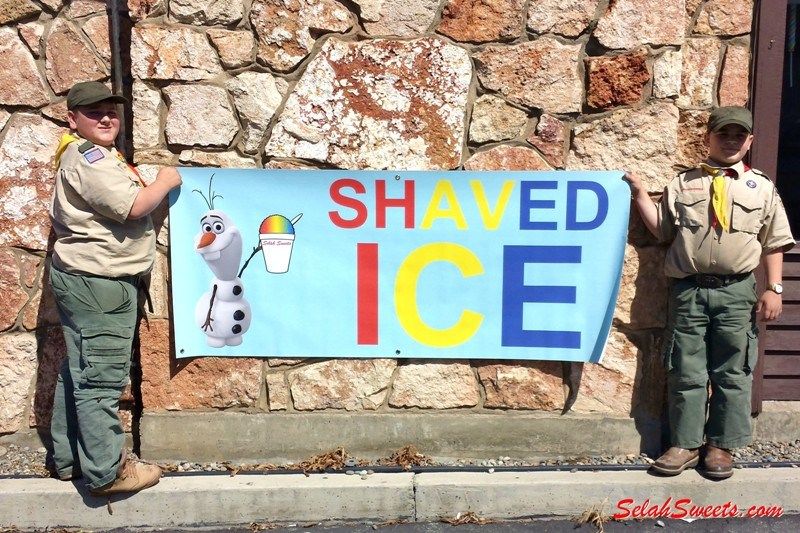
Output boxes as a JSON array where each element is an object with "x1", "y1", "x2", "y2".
[{"x1": 703, "y1": 159, "x2": 746, "y2": 178}]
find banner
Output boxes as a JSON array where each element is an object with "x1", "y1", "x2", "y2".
[{"x1": 168, "y1": 169, "x2": 629, "y2": 361}]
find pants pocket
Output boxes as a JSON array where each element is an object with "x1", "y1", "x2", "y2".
[
  {"x1": 84, "y1": 277, "x2": 135, "y2": 315},
  {"x1": 79, "y1": 326, "x2": 134, "y2": 388},
  {"x1": 744, "y1": 327, "x2": 759, "y2": 375}
]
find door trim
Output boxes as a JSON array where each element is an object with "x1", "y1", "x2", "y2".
[{"x1": 750, "y1": 0, "x2": 789, "y2": 414}]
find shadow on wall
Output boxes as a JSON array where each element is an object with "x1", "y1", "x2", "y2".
[
  {"x1": 629, "y1": 332, "x2": 669, "y2": 458},
  {"x1": 30, "y1": 229, "x2": 62, "y2": 448},
  {"x1": 625, "y1": 199, "x2": 670, "y2": 457}
]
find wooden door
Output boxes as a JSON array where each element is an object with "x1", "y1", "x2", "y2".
[{"x1": 751, "y1": 0, "x2": 800, "y2": 412}]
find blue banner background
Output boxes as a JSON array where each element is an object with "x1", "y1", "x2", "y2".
[{"x1": 168, "y1": 169, "x2": 630, "y2": 361}]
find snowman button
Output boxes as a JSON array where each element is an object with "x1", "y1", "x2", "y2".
[
  {"x1": 234, "y1": 310, "x2": 245, "y2": 320},
  {"x1": 233, "y1": 285, "x2": 242, "y2": 295},
  {"x1": 232, "y1": 324, "x2": 242, "y2": 334}
]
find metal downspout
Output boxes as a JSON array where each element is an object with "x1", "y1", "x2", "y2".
[{"x1": 108, "y1": 0, "x2": 128, "y2": 155}]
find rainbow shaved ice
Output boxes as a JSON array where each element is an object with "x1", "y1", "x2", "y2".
[
  {"x1": 259, "y1": 214, "x2": 301, "y2": 274},
  {"x1": 260, "y1": 214, "x2": 294, "y2": 234}
]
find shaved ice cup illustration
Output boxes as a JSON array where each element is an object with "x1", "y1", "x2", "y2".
[{"x1": 259, "y1": 214, "x2": 302, "y2": 273}]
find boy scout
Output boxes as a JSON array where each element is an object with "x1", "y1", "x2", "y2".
[
  {"x1": 626, "y1": 107, "x2": 795, "y2": 479},
  {"x1": 49, "y1": 81, "x2": 181, "y2": 494}
]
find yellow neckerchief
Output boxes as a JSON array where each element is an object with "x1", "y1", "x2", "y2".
[
  {"x1": 54, "y1": 134, "x2": 146, "y2": 187},
  {"x1": 53, "y1": 133, "x2": 80, "y2": 168},
  {"x1": 700, "y1": 162, "x2": 739, "y2": 232}
]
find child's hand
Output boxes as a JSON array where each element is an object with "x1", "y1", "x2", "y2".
[
  {"x1": 623, "y1": 172, "x2": 643, "y2": 196},
  {"x1": 623, "y1": 171, "x2": 660, "y2": 237},
  {"x1": 157, "y1": 166, "x2": 182, "y2": 190},
  {"x1": 129, "y1": 167, "x2": 183, "y2": 219},
  {"x1": 757, "y1": 290, "x2": 783, "y2": 321}
]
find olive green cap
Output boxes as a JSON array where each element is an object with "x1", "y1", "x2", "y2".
[
  {"x1": 708, "y1": 106, "x2": 753, "y2": 133},
  {"x1": 66, "y1": 81, "x2": 127, "y2": 110}
]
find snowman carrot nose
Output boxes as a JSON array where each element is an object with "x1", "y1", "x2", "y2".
[{"x1": 197, "y1": 232, "x2": 216, "y2": 249}]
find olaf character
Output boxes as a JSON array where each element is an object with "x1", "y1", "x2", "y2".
[{"x1": 193, "y1": 183, "x2": 252, "y2": 347}]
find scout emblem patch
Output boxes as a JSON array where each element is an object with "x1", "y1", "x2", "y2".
[
  {"x1": 746, "y1": 180, "x2": 757, "y2": 189},
  {"x1": 83, "y1": 147, "x2": 105, "y2": 164}
]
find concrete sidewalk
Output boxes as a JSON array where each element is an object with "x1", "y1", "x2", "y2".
[{"x1": 1, "y1": 468, "x2": 799, "y2": 530}]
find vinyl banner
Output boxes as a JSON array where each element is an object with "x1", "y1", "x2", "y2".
[{"x1": 168, "y1": 169, "x2": 630, "y2": 361}]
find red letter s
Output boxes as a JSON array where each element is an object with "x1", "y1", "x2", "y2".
[
  {"x1": 671, "y1": 498, "x2": 691, "y2": 519},
  {"x1": 613, "y1": 498, "x2": 634, "y2": 520},
  {"x1": 330, "y1": 179, "x2": 368, "y2": 228}
]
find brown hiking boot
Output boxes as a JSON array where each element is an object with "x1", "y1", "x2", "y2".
[
  {"x1": 703, "y1": 445, "x2": 733, "y2": 479},
  {"x1": 650, "y1": 447, "x2": 700, "y2": 476},
  {"x1": 90, "y1": 459, "x2": 162, "y2": 496}
]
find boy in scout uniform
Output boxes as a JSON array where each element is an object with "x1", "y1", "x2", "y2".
[
  {"x1": 626, "y1": 107, "x2": 795, "y2": 479},
  {"x1": 49, "y1": 81, "x2": 182, "y2": 494}
]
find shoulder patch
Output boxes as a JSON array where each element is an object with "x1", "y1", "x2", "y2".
[
  {"x1": 83, "y1": 147, "x2": 105, "y2": 164},
  {"x1": 77, "y1": 140, "x2": 95, "y2": 154}
]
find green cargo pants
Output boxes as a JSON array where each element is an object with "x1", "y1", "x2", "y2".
[
  {"x1": 664, "y1": 274, "x2": 759, "y2": 450},
  {"x1": 49, "y1": 266, "x2": 137, "y2": 490}
]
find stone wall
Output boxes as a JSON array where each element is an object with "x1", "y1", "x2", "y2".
[{"x1": 0, "y1": 0, "x2": 752, "y2": 449}]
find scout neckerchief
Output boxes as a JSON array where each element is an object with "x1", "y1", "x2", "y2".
[
  {"x1": 53, "y1": 133, "x2": 79, "y2": 168},
  {"x1": 53, "y1": 133, "x2": 146, "y2": 187},
  {"x1": 700, "y1": 163, "x2": 735, "y2": 232},
  {"x1": 113, "y1": 149, "x2": 147, "y2": 187}
]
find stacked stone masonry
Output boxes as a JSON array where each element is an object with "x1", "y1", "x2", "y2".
[{"x1": 0, "y1": 0, "x2": 752, "y2": 440}]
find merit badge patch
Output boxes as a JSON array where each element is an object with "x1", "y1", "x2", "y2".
[
  {"x1": 746, "y1": 179, "x2": 757, "y2": 189},
  {"x1": 83, "y1": 147, "x2": 105, "y2": 164}
]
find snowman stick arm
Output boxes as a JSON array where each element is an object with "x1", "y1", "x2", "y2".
[
  {"x1": 237, "y1": 242, "x2": 263, "y2": 278},
  {"x1": 202, "y1": 284, "x2": 218, "y2": 331}
]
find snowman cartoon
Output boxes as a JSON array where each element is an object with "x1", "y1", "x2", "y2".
[{"x1": 192, "y1": 178, "x2": 252, "y2": 347}]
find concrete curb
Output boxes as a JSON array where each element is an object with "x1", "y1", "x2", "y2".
[
  {"x1": 139, "y1": 412, "x2": 648, "y2": 463},
  {"x1": 2, "y1": 469, "x2": 799, "y2": 529},
  {"x1": 415, "y1": 469, "x2": 800, "y2": 520},
  {"x1": 0, "y1": 473, "x2": 415, "y2": 530}
]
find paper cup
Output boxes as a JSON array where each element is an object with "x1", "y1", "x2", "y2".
[{"x1": 260, "y1": 233, "x2": 295, "y2": 273}]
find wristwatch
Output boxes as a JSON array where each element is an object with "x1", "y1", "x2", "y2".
[{"x1": 768, "y1": 282, "x2": 784, "y2": 295}]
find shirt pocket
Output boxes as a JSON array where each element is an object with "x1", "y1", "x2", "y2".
[
  {"x1": 730, "y1": 195, "x2": 763, "y2": 234},
  {"x1": 674, "y1": 193, "x2": 707, "y2": 229}
]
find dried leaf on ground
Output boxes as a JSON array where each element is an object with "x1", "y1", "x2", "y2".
[
  {"x1": 442, "y1": 511, "x2": 492, "y2": 525},
  {"x1": 376, "y1": 445, "x2": 433, "y2": 470},
  {"x1": 222, "y1": 462, "x2": 242, "y2": 476},
  {"x1": 371, "y1": 518, "x2": 409, "y2": 529},
  {"x1": 31, "y1": 530, "x2": 90, "y2": 533},
  {"x1": 296, "y1": 447, "x2": 352, "y2": 474},
  {"x1": 575, "y1": 503, "x2": 608, "y2": 533},
  {"x1": 249, "y1": 522, "x2": 278, "y2": 531},
  {"x1": 252, "y1": 462, "x2": 279, "y2": 471}
]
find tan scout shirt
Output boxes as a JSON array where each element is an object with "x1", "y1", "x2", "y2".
[
  {"x1": 50, "y1": 138, "x2": 155, "y2": 277},
  {"x1": 656, "y1": 160, "x2": 795, "y2": 279}
]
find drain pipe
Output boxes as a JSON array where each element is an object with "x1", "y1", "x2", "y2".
[
  {"x1": 108, "y1": 0, "x2": 128, "y2": 155},
  {"x1": 107, "y1": 0, "x2": 142, "y2": 456}
]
